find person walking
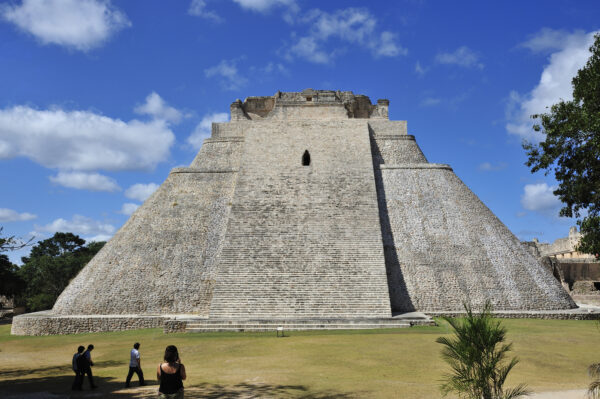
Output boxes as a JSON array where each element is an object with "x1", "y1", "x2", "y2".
[
  {"x1": 81, "y1": 344, "x2": 98, "y2": 389},
  {"x1": 125, "y1": 342, "x2": 145, "y2": 387},
  {"x1": 71, "y1": 345, "x2": 85, "y2": 390},
  {"x1": 157, "y1": 345, "x2": 186, "y2": 399}
]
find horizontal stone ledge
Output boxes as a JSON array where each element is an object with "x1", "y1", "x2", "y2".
[
  {"x1": 203, "y1": 137, "x2": 245, "y2": 143},
  {"x1": 373, "y1": 134, "x2": 415, "y2": 140},
  {"x1": 426, "y1": 309, "x2": 600, "y2": 320},
  {"x1": 170, "y1": 167, "x2": 239, "y2": 174},
  {"x1": 379, "y1": 163, "x2": 452, "y2": 171}
]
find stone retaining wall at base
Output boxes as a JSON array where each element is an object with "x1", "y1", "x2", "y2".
[
  {"x1": 164, "y1": 319, "x2": 187, "y2": 333},
  {"x1": 427, "y1": 311, "x2": 600, "y2": 320},
  {"x1": 11, "y1": 312, "x2": 168, "y2": 335},
  {"x1": 12, "y1": 310, "x2": 600, "y2": 336}
]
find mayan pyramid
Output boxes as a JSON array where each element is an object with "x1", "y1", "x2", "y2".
[{"x1": 13, "y1": 89, "x2": 576, "y2": 335}]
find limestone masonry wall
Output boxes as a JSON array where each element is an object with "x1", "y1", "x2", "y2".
[
  {"x1": 52, "y1": 168, "x2": 238, "y2": 315},
  {"x1": 377, "y1": 165, "x2": 575, "y2": 311},
  {"x1": 209, "y1": 119, "x2": 392, "y2": 319}
]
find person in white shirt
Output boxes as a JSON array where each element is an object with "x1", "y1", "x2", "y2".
[{"x1": 125, "y1": 342, "x2": 146, "y2": 387}]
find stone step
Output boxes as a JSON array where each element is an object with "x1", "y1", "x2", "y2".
[
  {"x1": 185, "y1": 324, "x2": 411, "y2": 332},
  {"x1": 183, "y1": 321, "x2": 413, "y2": 332},
  {"x1": 171, "y1": 315, "x2": 435, "y2": 333}
]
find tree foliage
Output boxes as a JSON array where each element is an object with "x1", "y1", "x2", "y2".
[
  {"x1": 523, "y1": 33, "x2": 600, "y2": 255},
  {"x1": 0, "y1": 254, "x2": 25, "y2": 303},
  {"x1": 17, "y1": 232, "x2": 105, "y2": 311},
  {"x1": 436, "y1": 302, "x2": 530, "y2": 399}
]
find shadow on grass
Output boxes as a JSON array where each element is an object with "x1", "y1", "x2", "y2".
[
  {"x1": 0, "y1": 376, "x2": 355, "y2": 398},
  {"x1": 0, "y1": 360, "x2": 123, "y2": 379}
]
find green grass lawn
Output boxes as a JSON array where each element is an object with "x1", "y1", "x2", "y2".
[{"x1": 0, "y1": 319, "x2": 598, "y2": 398}]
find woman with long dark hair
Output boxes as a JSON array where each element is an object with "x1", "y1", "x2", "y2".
[{"x1": 157, "y1": 345, "x2": 186, "y2": 398}]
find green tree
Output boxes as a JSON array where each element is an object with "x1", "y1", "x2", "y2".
[
  {"x1": 436, "y1": 302, "x2": 530, "y2": 399},
  {"x1": 17, "y1": 232, "x2": 105, "y2": 311},
  {"x1": 0, "y1": 254, "x2": 25, "y2": 304},
  {"x1": 523, "y1": 33, "x2": 600, "y2": 255}
]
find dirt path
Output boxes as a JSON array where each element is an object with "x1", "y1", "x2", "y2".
[{"x1": 529, "y1": 389, "x2": 587, "y2": 399}]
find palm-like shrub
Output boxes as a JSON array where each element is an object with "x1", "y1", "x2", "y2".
[
  {"x1": 588, "y1": 363, "x2": 600, "y2": 398},
  {"x1": 436, "y1": 302, "x2": 530, "y2": 399}
]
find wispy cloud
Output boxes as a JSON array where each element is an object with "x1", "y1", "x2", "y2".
[
  {"x1": 520, "y1": 28, "x2": 589, "y2": 53},
  {"x1": 204, "y1": 59, "x2": 248, "y2": 91},
  {"x1": 0, "y1": 0, "x2": 130, "y2": 51},
  {"x1": 478, "y1": 162, "x2": 508, "y2": 172},
  {"x1": 232, "y1": 0, "x2": 298, "y2": 14},
  {"x1": 420, "y1": 97, "x2": 441, "y2": 107},
  {"x1": 415, "y1": 61, "x2": 427, "y2": 76},
  {"x1": 188, "y1": 0, "x2": 222, "y2": 22},
  {"x1": 285, "y1": 7, "x2": 406, "y2": 64},
  {"x1": 435, "y1": 46, "x2": 483, "y2": 69}
]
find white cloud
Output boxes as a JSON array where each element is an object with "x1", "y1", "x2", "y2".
[
  {"x1": 478, "y1": 162, "x2": 508, "y2": 172},
  {"x1": 134, "y1": 92, "x2": 183, "y2": 124},
  {"x1": 125, "y1": 183, "x2": 159, "y2": 202},
  {"x1": 188, "y1": 0, "x2": 221, "y2": 21},
  {"x1": 35, "y1": 214, "x2": 116, "y2": 236},
  {"x1": 187, "y1": 112, "x2": 230, "y2": 150},
  {"x1": 204, "y1": 59, "x2": 248, "y2": 91},
  {"x1": 0, "y1": 208, "x2": 37, "y2": 222},
  {"x1": 0, "y1": 105, "x2": 175, "y2": 171},
  {"x1": 49, "y1": 171, "x2": 120, "y2": 192},
  {"x1": 506, "y1": 30, "x2": 597, "y2": 142},
  {"x1": 435, "y1": 46, "x2": 483, "y2": 69},
  {"x1": 286, "y1": 8, "x2": 406, "y2": 64},
  {"x1": 0, "y1": 0, "x2": 130, "y2": 51},
  {"x1": 521, "y1": 183, "x2": 561, "y2": 212},
  {"x1": 120, "y1": 203, "x2": 139, "y2": 216},
  {"x1": 233, "y1": 0, "x2": 297, "y2": 13}
]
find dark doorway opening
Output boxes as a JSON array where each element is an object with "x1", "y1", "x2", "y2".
[{"x1": 302, "y1": 150, "x2": 311, "y2": 166}]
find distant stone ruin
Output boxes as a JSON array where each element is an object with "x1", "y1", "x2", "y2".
[
  {"x1": 12, "y1": 89, "x2": 576, "y2": 335},
  {"x1": 524, "y1": 227, "x2": 600, "y2": 305}
]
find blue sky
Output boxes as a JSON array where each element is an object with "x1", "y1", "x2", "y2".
[{"x1": 0, "y1": 0, "x2": 599, "y2": 264}]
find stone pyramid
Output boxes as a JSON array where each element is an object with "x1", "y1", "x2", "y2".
[{"x1": 13, "y1": 90, "x2": 575, "y2": 334}]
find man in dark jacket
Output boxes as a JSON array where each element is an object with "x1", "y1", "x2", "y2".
[
  {"x1": 81, "y1": 344, "x2": 97, "y2": 389},
  {"x1": 71, "y1": 346, "x2": 85, "y2": 390}
]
